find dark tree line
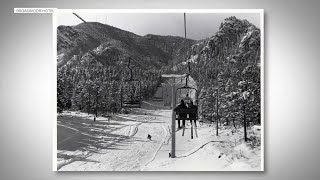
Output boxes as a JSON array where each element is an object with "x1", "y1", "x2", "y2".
[{"x1": 57, "y1": 52, "x2": 162, "y2": 115}]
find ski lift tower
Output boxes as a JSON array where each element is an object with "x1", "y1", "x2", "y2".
[{"x1": 161, "y1": 73, "x2": 187, "y2": 158}]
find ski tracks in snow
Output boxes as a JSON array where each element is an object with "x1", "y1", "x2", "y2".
[{"x1": 58, "y1": 109, "x2": 170, "y2": 171}]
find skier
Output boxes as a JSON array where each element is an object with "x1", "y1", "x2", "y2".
[{"x1": 147, "y1": 134, "x2": 152, "y2": 141}]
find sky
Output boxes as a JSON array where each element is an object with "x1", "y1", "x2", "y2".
[{"x1": 57, "y1": 12, "x2": 260, "y2": 40}]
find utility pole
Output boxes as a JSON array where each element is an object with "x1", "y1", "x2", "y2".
[
  {"x1": 216, "y1": 88, "x2": 219, "y2": 136},
  {"x1": 184, "y1": 13, "x2": 187, "y2": 39},
  {"x1": 243, "y1": 104, "x2": 247, "y2": 142},
  {"x1": 215, "y1": 57, "x2": 219, "y2": 136},
  {"x1": 171, "y1": 81, "x2": 176, "y2": 158}
]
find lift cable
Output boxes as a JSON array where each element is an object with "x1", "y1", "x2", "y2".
[{"x1": 72, "y1": 12, "x2": 109, "y2": 42}]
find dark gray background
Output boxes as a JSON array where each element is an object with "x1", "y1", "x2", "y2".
[{"x1": 1, "y1": 0, "x2": 320, "y2": 179}]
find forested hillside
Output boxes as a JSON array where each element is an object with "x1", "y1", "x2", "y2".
[
  {"x1": 57, "y1": 16, "x2": 261, "y2": 133},
  {"x1": 57, "y1": 22, "x2": 195, "y2": 68},
  {"x1": 57, "y1": 22, "x2": 195, "y2": 114},
  {"x1": 182, "y1": 16, "x2": 261, "y2": 135}
]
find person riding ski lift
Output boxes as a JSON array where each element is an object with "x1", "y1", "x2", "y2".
[
  {"x1": 183, "y1": 93, "x2": 192, "y2": 107},
  {"x1": 174, "y1": 99, "x2": 187, "y2": 128},
  {"x1": 189, "y1": 101, "x2": 198, "y2": 127}
]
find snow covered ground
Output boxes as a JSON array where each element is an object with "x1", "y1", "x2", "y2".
[
  {"x1": 142, "y1": 124, "x2": 261, "y2": 171},
  {"x1": 57, "y1": 107, "x2": 170, "y2": 171},
  {"x1": 56, "y1": 100, "x2": 262, "y2": 171}
]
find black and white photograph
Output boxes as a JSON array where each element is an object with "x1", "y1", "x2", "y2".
[{"x1": 54, "y1": 9, "x2": 264, "y2": 171}]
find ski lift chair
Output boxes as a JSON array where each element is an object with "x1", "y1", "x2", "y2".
[
  {"x1": 121, "y1": 79, "x2": 142, "y2": 108},
  {"x1": 120, "y1": 57, "x2": 142, "y2": 109},
  {"x1": 174, "y1": 85, "x2": 198, "y2": 139}
]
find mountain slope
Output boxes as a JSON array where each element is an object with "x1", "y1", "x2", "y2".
[
  {"x1": 187, "y1": 16, "x2": 260, "y2": 65},
  {"x1": 57, "y1": 22, "x2": 196, "y2": 113},
  {"x1": 182, "y1": 16, "x2": 261, "y2": 127},
  {"x1": 57, "y1": 22, "x2": 195, "y2": 68}
]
